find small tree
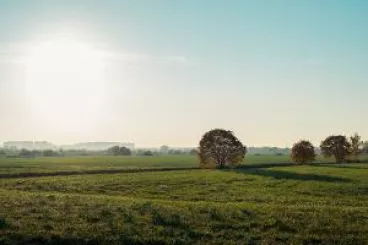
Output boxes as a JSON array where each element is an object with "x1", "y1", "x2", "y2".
[
  {"x1": 43, "y1": 149, "x2": 58, "y2": 157},
  {"x1": 19, "y1": 149, "x2": 33, "y2": 158},
  {"x1": 119, "y1": 146, "x2": 132, "y2": 156},
  {"x1": 320, "y1": 135, "x2": 351, "y2": 163},
  {"x1": 198, "y1": 129, "x2": 246, "y2": 168},
  {"x1": 349, "y1": 133, "x2": 363, "y2": 161},
  {"x1": 107, "y1": 146, "x2": 120, "y2": 156},
  {"x1": 290, "y1": 140, "x2": 316, "y2": 164},
  {"x1": 107, "y1": 146, "x2": 132, "y2": 156},
  {"x1": 143, "y1": 150, "x2": 153, "y2": 156},
  {"x1": 160, "y1": 145, "x2": 169, "y2": 154}
]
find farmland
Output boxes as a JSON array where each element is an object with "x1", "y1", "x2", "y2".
[
  {"x1": 0, "y1": 155, "x2": 367, "y2": 244},
  {"x1": 0, "y1": 155, "x2": 336, "y2": 175}
]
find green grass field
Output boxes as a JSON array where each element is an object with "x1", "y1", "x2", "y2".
[
  {"x1": 0, "y1": 155, "x2": 338, "y2": 175},
  {"x1": 0, "y1": 156, "x2": 367, "y2": 244}
]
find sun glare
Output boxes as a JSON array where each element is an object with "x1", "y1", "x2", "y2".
[{"x1": 24, "y1": 38, "x2": 106, "y2": 127}]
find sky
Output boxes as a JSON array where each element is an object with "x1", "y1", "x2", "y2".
[{"x1": 0, "y1": 0, "x2": 367, "y2": 147}]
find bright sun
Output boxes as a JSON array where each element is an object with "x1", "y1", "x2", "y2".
[{"x1": 24, "y1": 38, "x2": 106, "y2": 127}]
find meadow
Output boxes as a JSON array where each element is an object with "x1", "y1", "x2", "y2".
[
  {"x1": 0, "y1": 156, "x2": 367, "y2": 244},
  {"x1": 0, "y1": 155, "x2": 337, "y2": 175}
]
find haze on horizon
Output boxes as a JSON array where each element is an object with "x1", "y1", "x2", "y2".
[{"x1": 0, "y1": 0, "x2": 367, "y2": 148}]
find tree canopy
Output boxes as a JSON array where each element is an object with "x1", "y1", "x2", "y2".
[
  {"x1": 291, "y1": 140, "x2": 316, "y2": 164},
  {"x1": 198, "y1": 129, "x2": 246, "y2": 168},
  {"x1": 320, "y1": 135, "x2": 351, "y2": 163}
]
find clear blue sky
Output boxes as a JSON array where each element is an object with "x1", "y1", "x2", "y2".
[{"x1": 0, "y1": 0, "x2": 367, "y2": 147}]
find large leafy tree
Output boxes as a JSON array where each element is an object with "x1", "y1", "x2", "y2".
[
  {"x1": 198, "y1": 129, "x2": 246, "y2": 168},
  {"x1": 320, "y1": 135, "x2": 351, "y2": 163},
  {"x1": 290, "y1": 140, "x2": 316, "y2": 164}
]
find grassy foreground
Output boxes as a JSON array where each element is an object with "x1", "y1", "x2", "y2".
[{"x1": 0, "y1": 162, "x2": 367, "y2": 244}]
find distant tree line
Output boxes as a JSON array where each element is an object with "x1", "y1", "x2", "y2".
[
  {"x1": 1, "y1": 131, "x2": 367, "y2": 165},
  {"x1": 0, "y1": 148, "x2": 61, "y2": 158},
  {"x1": 0, "y1": 148, "x2": 112, "y2": 158},
  {"x1": 158, "y1": 147, "x2": 197, "y2": 155},
  {"x1": 0, "y1": 146, "x2": 197, "y2": 158}
]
